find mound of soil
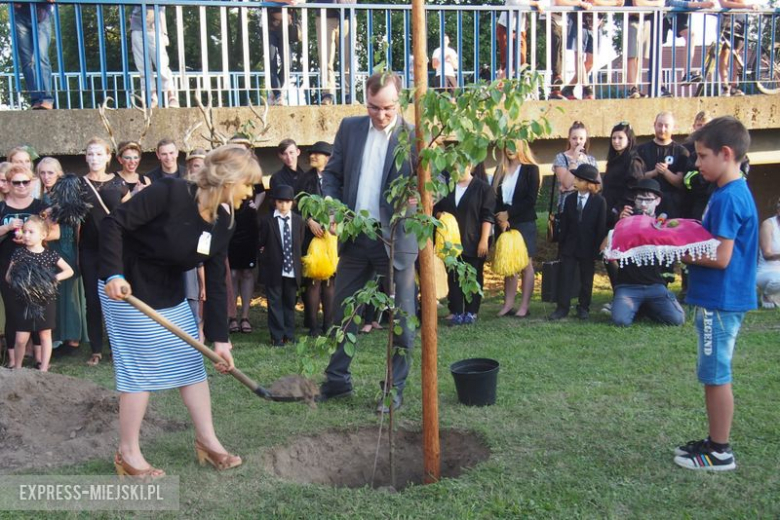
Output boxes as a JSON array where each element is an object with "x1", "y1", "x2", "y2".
[
  {"x1": 264, "y1": 427, "x2": 490, "y2": 490},
  {"x1": 0, "y1": 369, "x2": 183, "y2": 473}
]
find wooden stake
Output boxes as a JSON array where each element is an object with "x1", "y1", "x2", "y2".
[{"x1": 411, "y1": 0, "x2": 441, "y2": 484}]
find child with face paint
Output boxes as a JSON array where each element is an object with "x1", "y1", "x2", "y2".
[{"x1": 80, "y1": 138, "x2": 130, "y2": 367}]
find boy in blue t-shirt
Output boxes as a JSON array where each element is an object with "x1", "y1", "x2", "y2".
[{"x1": 675, "y1": 116, "x2": 758, "y2": 472}]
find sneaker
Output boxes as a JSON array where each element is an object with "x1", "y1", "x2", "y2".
[
  {"x1": 167, "y1": 96, "x2": 180, "y2": 108},
  {"x1": 600, "y1": 302, "x2": 612, "y2": 315},
  {"x1": 548, "y1": 77, "x2": 567, "y2": 100},
  {"x1": 561, "y1": 86, "x2": 578, "y2": 100},
  {"x1": 627, "y1": 86, "x2": 647, "y2": 99},
  {"x1": 462, "y1": 313, "x2": 477, "y2": 325},
  {"x1": 448, "y1": 314, "x2": 464, "y2": 326},
  {"x1": 760, "y1": 294, "x2": 776, "y2": 309},
  {"x1": 729, "y1": 86, "x2": 745, "y2": 96},
  {"x1": 582, "y1": 86, "x2": 595, "y2": 100},
  {"x1": 680, "y1": 71, "x2": 702, "y2": 84},
  {"x1": 673, "y1": 439, "x2": 736, "y2": 471},
  {"x1": 548, "y1": 89, "x2": 566, "y2": 100}
]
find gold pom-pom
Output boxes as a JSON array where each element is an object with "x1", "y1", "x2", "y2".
[
  {"x1": 302, "y1": 232, "x2": 339, "y2": 280},
  {"x1": 433, "y1": 255, "x2": 449, "y2": 300},
  {"x1": 491, "y1": 230, "x2": 529, "y2": 277},
  {"x1": 435, "y1": 212, "x2": 462, "y2": 259}
]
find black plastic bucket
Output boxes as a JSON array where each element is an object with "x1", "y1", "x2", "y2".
[{"x1": 450, "y1": 358, "x2": 499, "y2": 406}]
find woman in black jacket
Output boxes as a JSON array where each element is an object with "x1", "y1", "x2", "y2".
[
  {"x1": 434, "y1": 163, "x2": 495, "y2": 325},
  {"x1": 602, "y1": 121, "x2": 644, "y2": 228},
  {"x1": 493, "y1": 141, "x2": 540, "y2": 318}
]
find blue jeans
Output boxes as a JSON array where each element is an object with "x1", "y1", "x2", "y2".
[
  {"x1": 612, "y1": 283, "x2": 685, "y2": 327},
  {"x1": 694, "y1": 307, "x2": 745, "y2": 385},
  {"x1": 14, "y1": 5, "x2": 54, "y2": 105}
]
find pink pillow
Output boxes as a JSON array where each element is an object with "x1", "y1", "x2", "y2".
[{"x1": 604, "y1": 215, "x2": 720, "y2": 267}]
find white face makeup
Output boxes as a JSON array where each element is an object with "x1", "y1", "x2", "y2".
[{"x1": 86, "y1": 144, "x2": 111, "y2": 173}]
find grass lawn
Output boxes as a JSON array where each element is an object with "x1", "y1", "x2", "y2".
[{"x1": 3, "y1": 272, "x2": 779, "y2": 519}]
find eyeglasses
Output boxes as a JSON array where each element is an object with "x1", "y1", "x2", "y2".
[
  {"x1": 11, "y1": 180, "x2": 31, "y2": 186},
  {"x1": 367, "y1": 102, "x2": 398, "y2": 114},
  {"x1": 121, "y1": 155, "x2": 140, "y2": 161}
]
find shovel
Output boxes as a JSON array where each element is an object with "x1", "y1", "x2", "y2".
[{"x1": 123, "y1": 292, "x2": 304, "y2": 403}]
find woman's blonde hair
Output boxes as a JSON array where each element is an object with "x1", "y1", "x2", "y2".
[
  {"x1": 492, "y1": 140, "x2": 538, "y2": 190},
  {"x1": 86, "y1": 137, "x2": 112, "y2": 155},
  {"x1": 6, "y1": 147, "x2": 31, "y2": 164},
  {"x1": 5, "y1": 164, "x2": 34, "y2": 181},
  {"x1": 194, "y1": 144, "x2": 263, "y2": 224},
  {"x1": 36, "y1": 157, "x2": 64, "y2": 197}
]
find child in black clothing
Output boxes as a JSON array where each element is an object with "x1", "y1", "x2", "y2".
[
  {"x1": 7, "y1": 216, "x2": 74, "y2": 370},
  {"x1": 258, "y1": 185, "x2": 304, "y2": 346},
  {"x1": 549, "y1": 164, "x2": 606, "y2": 321}
]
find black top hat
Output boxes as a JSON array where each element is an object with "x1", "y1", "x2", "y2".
[
  {"x1": 572, "y1": 164, "x2": 600, "y2": 184},
  {"x1": 272, "y1": 184, "x2": 295, "y2": 201},
  {"x1": 309, "y1": 141, "x2": 333, "y2": 156},
  {"x1": 630, "y1": 178, "x2": 662, "y2": 197}
]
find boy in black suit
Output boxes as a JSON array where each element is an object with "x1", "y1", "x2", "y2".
[
  {"x1": 258, "y1": 185, "x2": 305, "y2": 346},
  {"x1": 550, "y1": 164, "x2": 607, "y2": 321}
]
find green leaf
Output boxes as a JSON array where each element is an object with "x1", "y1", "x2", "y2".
[{"x1": 344, "y1": 342, "x2": 356, "y2": 358}]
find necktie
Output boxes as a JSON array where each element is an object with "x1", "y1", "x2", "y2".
[
  {"x1": 577, "y1": 195, "x2": 585, "y2": 222},
  {"x1": 281, "y1": 216, "x2": 293, "y2": 273}
]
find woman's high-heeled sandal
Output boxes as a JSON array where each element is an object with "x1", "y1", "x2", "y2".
[
  {"x1": 114, "y1": 451, "x2": 165, "y2": 479},
  {"x1": 194, "y1": 440, "x2": 242, "y2": 471},
  {"x1": 86, "y1": 353, "x2": 102, "y2": 367}
]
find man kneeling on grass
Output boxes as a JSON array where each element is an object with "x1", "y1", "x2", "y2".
[
  {"x1": 608, "y1": 179, "x2": 685, "y2": 328},
  {"x1": 673, "y1": 116, "x2": 758, "y2": 472}
]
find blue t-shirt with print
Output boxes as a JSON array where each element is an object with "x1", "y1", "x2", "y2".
[{"x1": 686, "y1": 177, "x2": 758, "y2": 311}]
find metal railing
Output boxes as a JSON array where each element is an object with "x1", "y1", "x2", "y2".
[{"x1": 2, "y1": 1, "x2": 778, "y2": 110}]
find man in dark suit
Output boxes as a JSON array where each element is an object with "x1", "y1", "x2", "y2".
[
  {"x1": 258, "y1": 185, "x2": 305, "y2": 346},
  {"x1": 550, "y1": 164, "x2": 607, "y2": 320},
  {"x1": 320, "y1": 71, "x2": 418, "y2": 413}
]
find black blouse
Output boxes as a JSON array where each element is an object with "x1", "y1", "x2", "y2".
[
  {"x1": 80, "y1": 175, "x2": 129, "y2": 251},
  {"x1": 99, "y1": 177, "x2": 233, "y2": 342}
]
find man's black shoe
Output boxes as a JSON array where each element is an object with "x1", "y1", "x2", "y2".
[
  {"x1": 576, "y1": 307, "x2": 590, "y2": 320},
  {"x1": 316, "y1": 385, "x2": 354, "y2": 403}
]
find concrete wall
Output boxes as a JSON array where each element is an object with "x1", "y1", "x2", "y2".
[{"x1": 2, "y1": 95, "x2": 779, "y2": 166}]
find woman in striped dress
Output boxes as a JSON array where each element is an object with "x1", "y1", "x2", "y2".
[{"x1": 100, "y1": 145, "x2": 261, "y2": 478}]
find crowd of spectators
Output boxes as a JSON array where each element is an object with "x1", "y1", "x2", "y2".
[{"x1": 10, "y1": 0, "x2": 772, "y2": 108}]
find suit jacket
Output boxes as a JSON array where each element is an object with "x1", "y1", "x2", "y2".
[
  {"x1": 495, "y1": 164, "x2": 540, "y2": 227},
  {"x1": 257, "y1": 211, "x2": 305, "y2": 287},
  {"x1": 559, "y1": 191, "x2": 607, "y2": 260},
  {"x1": 322, "y1": 115, "x2": 418, "y2": 269},
  {"x1": 433, "y1": 178, "x2": 495, "y2": 257}
]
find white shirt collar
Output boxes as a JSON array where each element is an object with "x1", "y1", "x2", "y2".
[
  {"x1": 274, "y1": 209, "x2": 291, "y2": 219},
  {"x1": 368, "y1": 115, "x2": 398, "y2": 137}
]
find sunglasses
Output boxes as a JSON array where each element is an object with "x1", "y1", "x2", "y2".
[{"x1": 11, "y1": 180, "x2": 31, "y2": 186}]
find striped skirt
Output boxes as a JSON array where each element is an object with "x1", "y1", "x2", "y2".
[{"x1": 99, "y1": 281, "x2": 207, "y2": 393}]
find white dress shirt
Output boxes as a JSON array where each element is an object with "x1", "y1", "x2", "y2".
[
  {"x1": 355, "y1": 116, "x2": 397, "y2": 222},
  {"x1": 274, "y1": 209, "x2": 295, "y2": 278},
  {"x1": 501, "y1": 165, "x2": 521, "y2": 205}
]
